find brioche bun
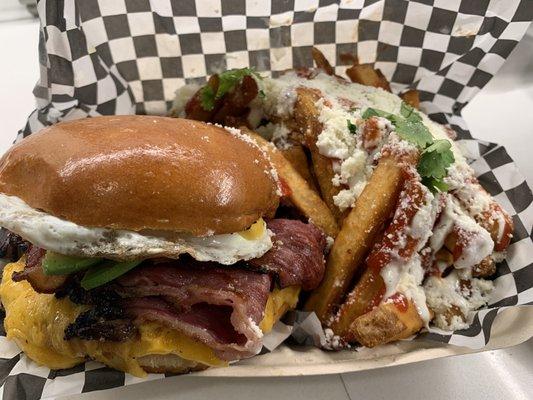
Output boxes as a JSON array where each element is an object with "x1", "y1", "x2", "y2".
[{"x1": 0, "y1": 116, "x2": 279, "y2": 236}]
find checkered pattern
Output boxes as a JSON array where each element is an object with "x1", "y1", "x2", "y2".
[{"x1": 3, "y1": 0, "x2": 532, "y2": 398}]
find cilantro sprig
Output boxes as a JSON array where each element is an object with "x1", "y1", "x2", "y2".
[
  {"x1": 200, "y1": 68, "x2": 262, "y2": 111},
  {"x1": 362, "y1": 102, "x2": 455, "y2": 193},
  {"x1": 347, "y1": 119, "x2": 357, "y2": 134}
]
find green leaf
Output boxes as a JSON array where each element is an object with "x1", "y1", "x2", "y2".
[
  {"x1": 200, "y1": 85, "x2": 216, "y2": 111},
  {"x1": 394, "y1": 119, "x2": 433, "y2": 149},
  {"x1": 347, "y1": 119, "x2": 357, "y2": 134},
  {"x1": 81, "y1": 260, "x2": 143, "y2": 290},
  {"x1": 362, "y1": 107, "x2": 392, "y2": 120},
  {"x1": 216, "y1": 68, "x2": 260, "y2": 99},
  {"x1": 421, "y1": 176, "x2": 449, "y2": 193},
  {"x1": 42, "y1": 252, "x2": 102, "y2": 276},
  {"x1": 200, "y1": 68, "x2": 261, "y2": 111},
  {"x1": 418, "y1": 139, "x2": 455, "y2": 178},
  {"x1": 400, "y1": 102, "x2": 422, "y2": 123}
]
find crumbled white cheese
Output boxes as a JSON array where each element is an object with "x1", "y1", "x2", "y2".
[
  {"x1": 430, "y1": 194, "x2": 494, "y2": 269},
  {"x1": 322, "y1": 328, "x2": 348, "y2": 350},
  {"x1": 424, "y1": 270, "x2": 494, "y2": 331},
  {"x1": 325, "y1": 236, "x2": 335, "y2": 253}
]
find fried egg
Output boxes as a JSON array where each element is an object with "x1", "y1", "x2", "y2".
[{"x1": 0, "y1": 194, "x2": 272, "y2": 265}]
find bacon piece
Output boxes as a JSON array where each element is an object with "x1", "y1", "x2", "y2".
[
  {"x1": 248, "y1": 219, "x2": 326, "y2": 290},
  {"x1": 0, "y1": 229, "x2": 29, "y2": 262},
  {"x1": 64, "y1": 299, "x2": 135, "y2": 342},
  {"x1": 12, "y1": 246, "x2": 68, "y2": 294},
  {"x1": 125, "y1": 297, "x2": 256, "y2": 360},
  {"x1": 117, "y1": 263, "x2": 271, "y2": 360}
]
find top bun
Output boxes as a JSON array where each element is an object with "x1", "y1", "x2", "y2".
[{"x1": 0, "y1": 116, "x2": 279, "y2": 236}]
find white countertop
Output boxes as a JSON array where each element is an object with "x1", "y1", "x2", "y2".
[{"x1": 0, "y1": 15, "x2": 531, "y2": 400}]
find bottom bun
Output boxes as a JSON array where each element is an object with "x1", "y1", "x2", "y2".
[{"x1": 138, "y1": 354, "x2": 208, "y2": 374}]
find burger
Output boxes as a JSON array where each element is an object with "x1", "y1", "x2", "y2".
[{"x1": 0, "y1": 116, "x2": 326, "y2": 376}]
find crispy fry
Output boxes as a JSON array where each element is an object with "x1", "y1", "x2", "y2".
[
  {"x1": 472, "y1": 257, "x2": 496, "y2": 278},
  {"x1": 346, "y1": 64, "x2": 391, "y2": 92},
  {"x1": 304, "y1": 156, "x2": 404, "y2": 322},
  {"x1": 348, "y1": 296, "x2": 424, "y2": 347},
  {"x1": 312, "y1": 47, "x2": 335, "y2": 76},
  {"x1": 339, "y1": 53, "x2": 359, "y2": 66},
  {"x1": 400, "y1": 89, "x2": 420, "y2": 109},
  {"x1": 478, "y1": 203, "x2": 514, "y2": 252},
  {"x1": 241, "y1": 128, "x2": 339, "y2": 238},
  {"x1": 331, "y1": 175, "x2": 430, "y2": 337},
  {"x1": 280, "y1": 144, "x2": 318, "y2": 192},
  {"x1": 329, "y1": 267, "x2": 385, "y2": 334},
  {"x1": 293, "y1": 88, "x2": 344, "y2": 221},
  {"x1": 453, "y1": 180, "x2": 514, "y2": 252}
]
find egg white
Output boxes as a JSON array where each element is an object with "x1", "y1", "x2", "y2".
[{"x1": 0, "y1": 194, "x2": 272, "y2": 265}]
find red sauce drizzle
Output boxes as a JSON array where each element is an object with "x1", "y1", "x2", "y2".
[{"x1": 387, "y1": 292, "x2": 409, "y2": 313}]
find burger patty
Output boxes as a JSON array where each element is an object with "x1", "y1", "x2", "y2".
[{"x1": 5, "y1": 219, "x2": 327, "y2": 355}]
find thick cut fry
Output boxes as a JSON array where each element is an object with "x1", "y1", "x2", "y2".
[
  {"x1": 472, "y1": 257, "x2": 496, "y2": 278},
  {"x1": 304, "y1": 156, "x2": 404, "y2": 322},
  {"x1": 329, "y1": 267, "x2": 385, "y2": 334},
  {"x1": 312, "y1": 47, "x2": 335, "y2": 76},
  {"x1": 241, "y1": 128, "x2": 339, "y2": 238},
  {"x1": 280, "y1": 145, "x2": 318, "y2": 192},
  {"x1": 400, "y1": 89, "x2": 420, "y2": 109},
  {"x1": 293, "y1": 88, "x2": 344, "y2": 221},
  {"x1": 453, "y1": 180, "x2": 514, "y2": 252},
  {"x1": 348, "y1": 296, "x2": 424, "y2": 347},
  {"x1": 331, "y1": 175, "x2": 429, "y2": 337},
  {"x1": 346, "y1": 64, "x2": 391, "y2": 92},
  {"x1": 339, "y1": 53, "x2": 359, "y2": 66},
  {"x1": 444, "y1": 232, "x2": 496, "y2": 278}
]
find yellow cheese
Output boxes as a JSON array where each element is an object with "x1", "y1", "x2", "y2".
[
  {"x1": 260, "y1": 286, "x2": 301, "y2": 332},
  {"x1": 0, "y1": 260, "x2": 300, "y2": 377},
  {"x1": 237, "y1": 218, "x2": 266, "y2": 240}
]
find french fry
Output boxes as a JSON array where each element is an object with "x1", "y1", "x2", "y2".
[
  {"x1": 312, "y1": 47, "x2": 335, "y2": 76},
  {"x1": 472, "y1": 257, "x2": 496, "y2": 278},
  {"x1": 280, "y1": 144, "x2": 318, "y2": 193},
  {"x1": 339, "y1": 53, "x2": 359, "y2": 66},
  {"x1": 348, "y1": 295, "x2": 424, "y2": 347},
  {"x1": 329, "y1": 267, "x2": 385, "y2": 334},
  {"x1": 443, "y1": 231, "x2": 496, "y2": 278},
  {"x1": 346, "y1": 64, "x2": 392, "y2": 92},
  {"x1": 293, "y1": 88, "x2": 344, "y2": 221},
  {"x1": 453, "y1": 180, "x2": 514, "y2": 252},
  {"x1": 478, "y1": 203, "x2": 513, "y2": 252},
  {"x1": 241, "y1": 127, "x2": 339, "y2": 238},
  {"x1": 400, "y1": 89, "x2": 420, "y2": 109},
  {"x1": 330, "y1": 175, "x2": 430, "y2": 337},
  {"x1": 304, "y1": 156, "x2": 404, "y2": 322}
]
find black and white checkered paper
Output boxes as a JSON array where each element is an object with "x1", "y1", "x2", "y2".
[{"x1": 3, "y1": 0, "x2": 533, "y2": 398}]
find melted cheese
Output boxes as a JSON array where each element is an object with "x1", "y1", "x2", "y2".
[
  {"x1": 0, "y1": 260, "x2": 300, "y2": 377},
  {"x1": 259, "y1": 286, "x2": 300, "y2": 332},
  {"x1": 238, "y1": 218, "x2": 266, "y2": 241}
]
